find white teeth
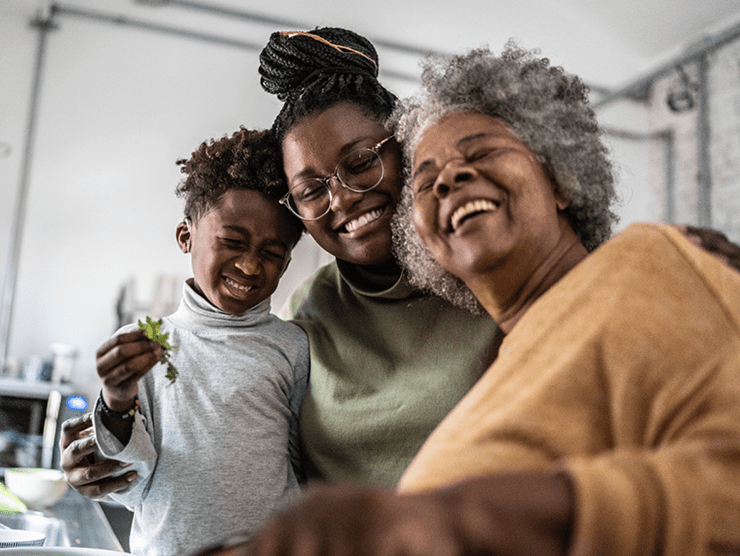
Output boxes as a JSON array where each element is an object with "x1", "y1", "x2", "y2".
[
  {"x1": 345, "y1": 208, "x2": 384, "y2": 233},
  {"x1": 225, "y1": 277, "x2": 254, "y2": 293},
  {"x1": 450, "y1": 199, "x2": 498, "y2": 231}
]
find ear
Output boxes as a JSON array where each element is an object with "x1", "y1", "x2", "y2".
[
  {"x1": 176, "y1": 220, "x2": 192, "y2": 254},
  {"x1": 536, "y1": 155, "x2": 571, "y2": 212},
  {"x1": 553, "y1": 186, "x2": 570, "y2": 211}
]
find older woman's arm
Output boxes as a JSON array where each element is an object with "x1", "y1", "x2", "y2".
[{"x1": 215, "y1": 471, "x2": 572, "y2": 556}]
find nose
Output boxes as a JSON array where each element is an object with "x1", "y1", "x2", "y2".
[
  {"x1": 235, "y1": 251, "x2": 261, "y2": 276},
  {"x1": 328, "y1": 175, "x2": 365, "y2": 212},
  {"x1": 433, "y1": 159, "x2": 477, "y2": 199}
]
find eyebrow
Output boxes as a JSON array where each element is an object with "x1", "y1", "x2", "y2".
[
  {"x1": 412, "y1": 132, "x2": 489, "y2": 180},
  {"x1": 290, "y1": 135, "x2": 386, "y2": 182},
  {"x1": 222, "y1": 225, "x2": 289, "y2": 250}
]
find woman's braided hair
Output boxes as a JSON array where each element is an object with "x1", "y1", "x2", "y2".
[{"x1": 259, "y1": 27, "x2": 397, "y2": 142}]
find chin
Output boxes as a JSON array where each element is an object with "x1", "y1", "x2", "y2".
[
  {"x1": 446, "y1": 249, "x2": 504, "y2": 278},
  {"x1": 329, "y1": 232, "x2": 391, "y2": 265},
  {"x1": 350, "y1": 242, "x2": 394, "y2": 266}
]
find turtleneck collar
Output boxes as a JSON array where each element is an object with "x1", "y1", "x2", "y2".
[
  {"x1": 335, "y1": 258, "x2": 419, "y2": 300},
  {"x1": 167, "y1": 279, "x2": 273, "y2": 331}
]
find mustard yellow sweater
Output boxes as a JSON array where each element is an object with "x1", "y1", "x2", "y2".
[{"x1": 398, "y1": 223, "x2": 740, "y2": 555}]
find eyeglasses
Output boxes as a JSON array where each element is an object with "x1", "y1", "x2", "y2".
[{"x1": 280, "y1": 136, "x2": 394, "y2": 220}]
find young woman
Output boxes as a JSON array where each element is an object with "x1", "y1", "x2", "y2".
[{"x1": 257, "y1": 28, "x2": 500, "y2": 486}]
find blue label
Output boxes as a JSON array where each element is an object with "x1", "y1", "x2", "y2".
[{"x1": 66, "y1": 395, "x2": 88, "y2": 411}]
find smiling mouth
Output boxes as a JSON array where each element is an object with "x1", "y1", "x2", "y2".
[
  {"x1": 224, "y1": 276, "x2": 256, "y2": 294},
  {"x1": 450, "y1": 199, "x2": 499, "y2": 232},
  {"x1": 344, "y1": 207, "x2": 385, "y2": 233}
]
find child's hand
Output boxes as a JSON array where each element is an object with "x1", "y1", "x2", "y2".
[
  {"x1": 97, "y1": 330, "x2": 162, "y2": 410},
  {"x1": 59, "y1": 412, "x2": 137, "y2": 499}
]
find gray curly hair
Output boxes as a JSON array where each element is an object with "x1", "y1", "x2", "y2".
[{"x1": 390, "y1": 42, "x2": 619, "y2": 314}]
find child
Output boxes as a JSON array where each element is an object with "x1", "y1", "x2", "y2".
[{"x1": 91, "y1": 127, "x2": 308, "y2": 556}]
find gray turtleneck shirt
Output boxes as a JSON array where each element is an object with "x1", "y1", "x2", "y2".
[{"x1": 93, "y1": 281, "x2": 309, "y2": 556}]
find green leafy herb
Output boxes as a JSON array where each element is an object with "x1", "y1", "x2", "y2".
[{"x1": 138, "y1": 316, "x2": 179, "y2": 383}]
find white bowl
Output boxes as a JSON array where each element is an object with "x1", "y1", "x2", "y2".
[
  {"x1": 0, "y1": 528, "x2": 46, "y2": 548},
  {"x1": 4, "y1": 468, "x2": 68, "y2": 509}
]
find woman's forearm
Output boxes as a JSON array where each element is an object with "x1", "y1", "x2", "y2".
[{"x1": 244, "y1": 470, "x2": 574, "y2": 556}]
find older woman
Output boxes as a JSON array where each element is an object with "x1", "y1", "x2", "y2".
[
  {"x1": 232, "y1": 43, "x2": 740, "y2": 556},
  {"x1": 391, "y1": 43, "x2": 740, "y2": 553}
]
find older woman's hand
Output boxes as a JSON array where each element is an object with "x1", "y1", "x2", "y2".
[
  {"x1": 192, "y1": 472, "x2": 572, "y2": 556},
  {"x1": 674, "y1": 224, "x2": 740, "y2": 271},
  {"x1": 59, "y1": 412, "x2": 136, "y2": 499},
  {"x1": 247, "y1": 484, "x2": 459, "y2": 556}
]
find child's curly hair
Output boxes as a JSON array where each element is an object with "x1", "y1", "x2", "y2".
[
  {"x1": 175, "y1": 127, "x2": 304, "y2": 244},
  {"x1": 390, "y1": 42, "x2": 620, "y2": 314}
]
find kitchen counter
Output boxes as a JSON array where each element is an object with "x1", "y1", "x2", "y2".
[
  {"x1": 0, "y1": 377, "x2": 75, "y2": 399},
  {"x1": 0, "y1": 487, "x2": 124, "y2": 551}
]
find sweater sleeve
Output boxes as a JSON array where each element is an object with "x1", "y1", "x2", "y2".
[
  {"x1": 92, "y1": 386, "x2": 158, "y2": 510},
  {"x1": 287, "y1": 329, "x2": 310, "y2": 485},
  {"x1": 564, "y1": 224, "x2": 740, "y2": 555}
]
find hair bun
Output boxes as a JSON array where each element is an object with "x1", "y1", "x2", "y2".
[{"x1": 259, "y1": 27, "x2": 380, "y2": 101}]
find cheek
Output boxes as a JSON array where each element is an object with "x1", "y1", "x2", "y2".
[
  {"x1": 302, "y1": 219, "x2": 335, "y2": 249},
  {"x1": 383, "y1": 162, "x2": 405, "y2": 205},
  {"x1": 270, "y1": 258, "x2": 290, "y2": 281},
  {"x1": 197, "y1": 249, "x2": 226, "y2": 278},
  {"x1": 412, "y1": 200, "x2": 443, "y2": 251}
]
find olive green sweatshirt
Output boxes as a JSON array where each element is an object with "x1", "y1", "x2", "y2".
[{"x1": 283, "y1": 260, "x2": 499, "y2": 487}]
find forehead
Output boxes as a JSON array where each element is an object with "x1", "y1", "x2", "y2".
[
  {"x1": 414, "y1": 112, "x2": 516, "y2": 164},
  {"x1": 201, "y1": 190, "x2": 286, "y2": 232},
  {"x1": 282, "y1": 103, "x2": 388, "y2": 172}
]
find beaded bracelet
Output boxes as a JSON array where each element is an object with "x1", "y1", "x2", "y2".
[{"x1": 98, "y1": 390, "x2": 139, "y2": 420}]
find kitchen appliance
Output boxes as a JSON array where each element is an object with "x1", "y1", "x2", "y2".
[{"x1": 0, "y1": 379, "x2": 88, "y2": 470}]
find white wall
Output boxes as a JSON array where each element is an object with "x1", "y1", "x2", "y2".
[
  {"x1": 0, "y1": 2, "x2": 337, "y2": 401},
  {"x1": 641, "y1": 39, "x2": 740, "y2": 243},
  {"x1": 2, "y1": 0, "x2": 739, "y2": 403}
]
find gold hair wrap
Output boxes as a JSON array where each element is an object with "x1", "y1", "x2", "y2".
[{"x1": 281, "y1": 31, "x2": 378, "y2": 75}]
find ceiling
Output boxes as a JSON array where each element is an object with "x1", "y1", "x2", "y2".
[
  {"x1": 6, "y1": 0, "x2": 740, "y2": 93},
  {"x1": 552, "y1": 0, "x2": 740, "y2": 60}
]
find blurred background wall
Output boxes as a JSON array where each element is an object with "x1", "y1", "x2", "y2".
[{"x1": 2, "y1": 0, "x2": 740, "y2": 403}]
